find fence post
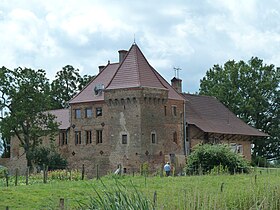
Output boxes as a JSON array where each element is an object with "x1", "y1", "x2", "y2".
[
  {"x1": 5, "y1": 170, "x2": 9, "y2": 187},
  {"x1": 45, "y1": 165, "x2": 48, "y2": 183},
  {"x1": 43, "y1": 164, "x2": 46, "y2": 183},
  {"x1": 153, "y1": 191, "x2": 157, "y2": 209},
  {"x1": 96, "y1": 164, "x2": 99, "y2": 180},
  {"x1": 220, "y1": 182, "x2": 224, "y2": 192},
  {"x1": 59, "y1": 198, "x2": 65, "y2": 210},
  {"x1": 26, "y1": 167, "x2": 29, "y2": 185},
  {"x1": 15, "y1": 168, "x2": 18, "y2": 186},
  {"x1": 82, "y1": 164, "x2": 85, "y2": 180}
]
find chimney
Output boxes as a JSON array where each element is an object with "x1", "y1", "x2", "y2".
[
  {"x1": 171, "y1": 77, "x2": 182, "y2": 93},
  {"x1": 118, "y1": 50, "x2": 128, "y2": 63},
  {"x1": 98, "y1": 65, "x2": 105, "y2": 73}
]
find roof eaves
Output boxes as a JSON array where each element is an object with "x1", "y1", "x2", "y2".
[{"x1": 69, "y1": 63, "x2": 110, "y2": 104}]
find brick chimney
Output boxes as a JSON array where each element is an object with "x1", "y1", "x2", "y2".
[
  {"x1": 171, "y1": 77, "x2": 182, "y2": 93},
  {"x1": 118, "y1": 50, "x2": 128, "y2": 63},
  {"x1": 98, "y1": 65, "x2": 105, "y2": 73}
]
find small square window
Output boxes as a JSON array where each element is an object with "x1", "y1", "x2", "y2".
[
  {"x1": 75, "y1": 109, "x2": 81, "y2": 119},
  {"x1": 85, "y1": 108, "x2": 92, "y2": 118},
  {"x1": 122, "y1": 134, "x2": 128, "y2": 144},
  {"x1": 96, "y1": 107, "x2": 102, "y2": 117}
]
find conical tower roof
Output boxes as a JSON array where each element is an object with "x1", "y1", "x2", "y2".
[{"x1": 106, "y1": 44, "x2": 167, "y2": 90}]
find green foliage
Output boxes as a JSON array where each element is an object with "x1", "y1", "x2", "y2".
[
  {"x1": 1, "y1": 170, "x2": 280, "y2": 209},
  {"x1": 79, "y1": 179, "x2": 154, "y2": 210},
  {"x1": 185, "y1": 144, "x2": 250, "y2": 175},
  {"x1": 141, "y1": 162, "x2": 149, "y2": 176},
  {"x1": 199, "y1": 58, "x2": 280, "y2": 161},
  {"x1": 32, "y1": 147, "x2": 67, "y2": 171},
  {"x1": 50, "y1": 65, "x2": 94, "y2": 109},
  {"x1": 0, "y1": 67, "x2": 59, "y2": 168},
  {"x1": 0, "y1": 165, "x2": 8, "y2": 178}
]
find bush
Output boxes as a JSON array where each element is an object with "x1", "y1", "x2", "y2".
[
  {"x1": 185, "y1": 144, "x2": 250, "y2": 175},
  {"x1": 32, "y1": 147, "x2": 67, "y2": 171},
  {"x1": 0, "y1": 165, "x2": 8, "y2": 178}
]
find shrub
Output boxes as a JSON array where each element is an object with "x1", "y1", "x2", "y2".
[
  {"x1": 185, "y1": 144, "x2": 250, "y2": 175},
  {"x1": 32, "y1": 147, "x2": 67, "y2": 171}
]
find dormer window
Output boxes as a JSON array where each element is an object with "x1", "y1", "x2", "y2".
[{"x1": 94, "y1": 84, "x2": 104, "y2": 96}]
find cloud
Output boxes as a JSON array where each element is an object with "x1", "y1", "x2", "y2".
[{"x1": 0, "y1": 0, "x2": 279, "y2": 93}]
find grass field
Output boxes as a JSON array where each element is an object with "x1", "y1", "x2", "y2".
[{"x1": 0, "y1": 168, "x2": 280, "y2": 209}]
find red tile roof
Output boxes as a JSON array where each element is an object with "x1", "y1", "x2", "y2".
[
  {"x1": 48, "y1": 109, "x2": 70, "y2": 130},
  {"x1": 69, "y1": 63, "x2": 119, "y2": 104},
  {"x1": 107, "y1": 44, "x2": 168, "y2": 90},
  {"x1": 69, "y1": 44, "x2": 184, "y2": 104},
  {"x1": 183, "y1": 94, "x2": 268, "y2": 137}
]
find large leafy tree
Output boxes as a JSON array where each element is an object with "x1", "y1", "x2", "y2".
[
  {"x1": 50, "y1": 65, "x2": 94, "y2": 109},
  {"x1": 199, "y1": 57, "x2": 280, "y2": 161},
  {"x1": 0, "y1": 67, "x2": 59, "y2": 168}
]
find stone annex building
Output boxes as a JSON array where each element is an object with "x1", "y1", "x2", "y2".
[{"x1": 1, "y1": 44, "x2": 267, "y2": 176}]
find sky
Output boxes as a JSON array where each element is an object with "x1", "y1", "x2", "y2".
[{"x1": 1, "y1": 0, "x2": 280, "y2": 93}]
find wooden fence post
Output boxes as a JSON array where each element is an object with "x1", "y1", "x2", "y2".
[
  {"x1": 26, "y1": 167, "x2": 29, "y2": 185},
  {"x1": 46, "y1": 165, "x2": 48, "y2": 183},
  {"x1": 59, "y1": 198, "x2": 65, "y2": 210},
  {"x1": 96, "y1": 164, "x2": 99, "y2": 180},
  {"x1": 153, "y1": 191, "x2": 157, "y2": 209},
  {"x1": 81, "y1": 164, "x2": 85, "y2": 180},
  {"x1": 15, "y1": 168, "x2": 18, "y2": 186},
  {"x1": 43, "y1": 164, "x2": 46, "y2": 183},
  {"x1": 5, "y1": 170, "x2": 9, "y2": 187}
]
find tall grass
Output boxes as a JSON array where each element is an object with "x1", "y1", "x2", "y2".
[
  {"x1": 0, "y1": 167, "x2": 280, "y2": 209},
  {"x1": 78, "y1": 179, "x2": 154, "y2": 210}
]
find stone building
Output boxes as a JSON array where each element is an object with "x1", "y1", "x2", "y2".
[{"x1": 1, "y1": 44, "x2": 267, "y2": 176}]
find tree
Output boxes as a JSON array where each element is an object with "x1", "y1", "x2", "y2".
[
  {"x1": 50, "y1": 65, "x2": 94, "y2": 109},
  {"x1": 199, "y1": 57, "x2": 280, "y2": 161},
  {"x1": 0, "y1": 67, "x2": 59, "y2": 169}
]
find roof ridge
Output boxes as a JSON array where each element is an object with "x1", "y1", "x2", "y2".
[
  {"x1": 135, "y1": 44, "x2": 141, "y2": 87},
  {"x1": 135, "y1": 45, "x2": 168, "y2": 89}
]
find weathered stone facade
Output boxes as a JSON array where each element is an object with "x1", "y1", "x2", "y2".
[{"x1": 59, "y1": 87, "x2": 185, "y2": 177}]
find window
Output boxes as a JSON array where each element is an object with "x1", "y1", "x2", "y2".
[
  {"x1": 122, "y1": 134, "x2": 128, "y2": 144},
  {"x1": 230, "y1": 143, "x2": 243, "y2": 154},
  {"x1": 96, "y1": 107, "x2": 102, "y2": 117},
  {"x1": 164, "y1": 106, "x2": 167, "y2": 116},
  {"x1": 237, "y1": 144, "x2": 243, "y2": 154},
  {"x1": 96, "y1": 130, "x2": 103, "y2": 144},
  {"x1": 85, "y1": 130, "x2": 92, "y2": 144},
  {"x1": 172, "y1": 106, "x2": 177, "y2": 116},
  {"x1": 59, "y1": 131, "x2": 68, "y2": 145},
  {"x1": 75, "y1": 109, "x2": 81, "y2": 119},
  {"x1": 75, "y1": 131, "x2": 81, "y2": 145},
  {"x1": 151, "y1": 132, "x2": 156, "y2": 144},
  {"x1": 85, "y1": 108, "x2": 92, "y2": 118},
  {"x1": 173, "y1": 131, "x2": 177, "y2": 144}
]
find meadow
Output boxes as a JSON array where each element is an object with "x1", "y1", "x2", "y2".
[{"x1": 0, "y1": 168, "x2": 280, "y2": 209}]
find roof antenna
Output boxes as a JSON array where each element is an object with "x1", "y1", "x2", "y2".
[
  {"x1": 173, "y1": 67, "x2": 182, "y2": 79},
  {"x1": 133, "y1": 33, "x2": 136, "y2": 45}
]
